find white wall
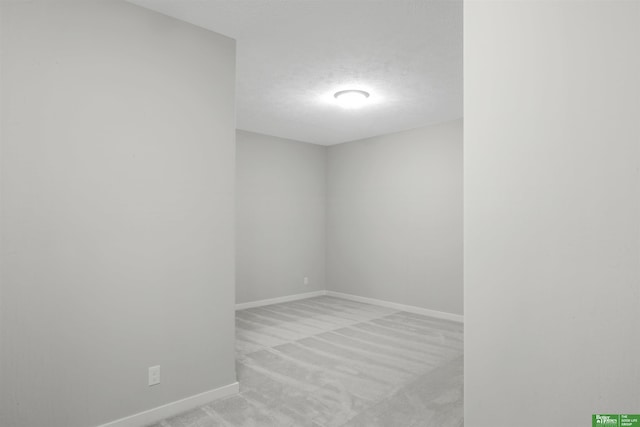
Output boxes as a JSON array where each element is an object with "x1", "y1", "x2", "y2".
[
  {"x1": 465, "y1": 1, "x2": 640, "y2": 425},
  {"x1": 236, "y1": 130, "x2": 326, "y2": 303},
  {"x1": 0, "y1": 2, "x2": 236, "y2": 426},
  {"x1": 326, "y1": 120, "x2": 463, "y2": 315}
]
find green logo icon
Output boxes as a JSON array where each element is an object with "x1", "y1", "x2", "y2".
[
  {"x1": 594, "y1": 415, "x2": 619, "y2": 425},
  {"x1": 593, "y1": 415, "x2": 640, "y2": 427}
]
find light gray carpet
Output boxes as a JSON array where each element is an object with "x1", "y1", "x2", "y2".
[{"x1": 151, "y1": 296, "x2": 463, "y2": 427}]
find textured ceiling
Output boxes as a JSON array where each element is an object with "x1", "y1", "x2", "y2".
[{"x1": 130, "y1": 0, "x2": 462, "y2": 145}]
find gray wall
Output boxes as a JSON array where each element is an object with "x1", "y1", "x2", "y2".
[
  {"x1": 236, "y1": 130, "x2": 326, "y2": 303},
  {"x1": 0, "y1": 2, "x2": 236, "y2": 427},
  {"x1": 326, "y1": 120, "x2": 463, "y2": 315},
  {"x1": 465, "y1": 1, "x2": 640, "y2": 425}
]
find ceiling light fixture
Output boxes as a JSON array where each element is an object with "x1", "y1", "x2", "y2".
[{"x1": 334, "y1": 89, "x2": 370, "y2": 109}]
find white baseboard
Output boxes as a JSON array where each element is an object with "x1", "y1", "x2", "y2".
[
  {"x1": 326, "y1": 291, "x2": 464, "y2": 323},
  {"x1": 96, "y1": 382, "x2": 239, "y2": 427},
  {"x1": 236, "y1": 290, "x2": 463, "y2": 323},
  {"x1": 235, "y1": 290, "x2": 327, "y2": 310}
]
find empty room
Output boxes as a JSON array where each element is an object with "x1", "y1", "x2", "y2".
[{"x1": 1, "y1": 1, "x2": 638, "y2": 427}]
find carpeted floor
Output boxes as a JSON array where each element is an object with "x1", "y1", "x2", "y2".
[{"x1": 151, "y1": 296, "x2": 463, "y2": 427}]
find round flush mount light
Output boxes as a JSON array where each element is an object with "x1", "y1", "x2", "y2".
[{"x1": 334, "y1": 89, "x2": 370, "y2": 109}]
